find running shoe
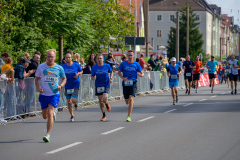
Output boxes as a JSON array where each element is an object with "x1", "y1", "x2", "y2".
[
  {"x1": 70, "y1": 116, "x2": 75, "y2": 122},
  {"x1": 173, "y1": 100, "x2": 176, "y2": 105},
  {"x1": 53, "y1": 108, "x2": 57, "y2": 121},
  {"x1": 106, "y1": 104, "x2": 111, "y2": 112},
  {"x1": 196, "y1": 89, "x2": 198, "y2": 93},
  {"x1": 235, "y1": 90, "x2": 237, "y2": 95},
  {"x1": 126, "y1": 116, "x2": 131, "y2": 122},
  {"x1": 75, "y1": 106, "x2": 78, "y2": 110},
  {"x1": 211, "y1": 89, "x2": 213, "y2": 93},
  {"x1": 193, "y1": 84, "x2": 196, "y2": 89},
  {"x1": 185, "y1": 89, "x2": 188, "y2": 94},
  {"x1": 188, "y1": 90, "x2": 190, "y2": 95},
  {"x1": 43, "y1": 133, "x2": 50, "y2": 142},
  {"x1": 100, "y1": 116, "x2": 106, "y2": 121},
  {"x1": 231, "y1": 91, "x2": 234, "y2": 94},
  {"x1": 228, "y1": 85, "x2": 230, "y2": 88}
]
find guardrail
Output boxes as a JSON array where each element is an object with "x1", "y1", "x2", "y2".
[{"x1": 0, "y1": 71, "x2": 185, "y2": 125}]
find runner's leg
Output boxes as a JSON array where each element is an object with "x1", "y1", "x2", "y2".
[
  {"x1": 171, "y1": 88, "x2": 175, "y2": 100},
  {"x1": 128, "y1": 95, "x2": 134, "y2": 117},
  {"x1": 67, "y1": 99, "x2": 74, "y2": 117},
  {"x1": 47, "y1": 104, "x2": 54, "y2": 133}
]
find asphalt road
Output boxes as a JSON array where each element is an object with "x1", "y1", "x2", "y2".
[{"x1": 0, "y1": 83, "x2": 240, "y2": 160}]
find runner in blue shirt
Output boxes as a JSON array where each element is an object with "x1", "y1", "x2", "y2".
[
  {"x1": 62, "y1": 53, "x2": 83, "y2": 122},
  {"x1": 167, "y1": 57, "x2": 181, "y2": 105},
  {"x1": 91, "y1": 54, "x2": 113, "y2": 121},
  {"x1": 183, "y1": 54, "x2": 195, "y2": 95},
  {"x1": 118, "y1": 50, "x2": 144, "y2": 122},
  {"x1": 207, "y1": 56, "x2": 219, "y2": 93}
]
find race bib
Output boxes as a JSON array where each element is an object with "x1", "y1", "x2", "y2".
[
  {"x1": 124, "y1": 80, "x2": 133, "y2": 86},
  {"x1": 97, "y1": 87, "x2": 105, "y2": 93},
  {"x1": 186, "y1": 73, "x2": 191, "y2": 77},
  {"x1": 171, "y1": 75, "x2": 178, "y2": 79},
  {"x1": 45, "y1": 75, "x2": 56, "y2": 83},
  {"x1": 214, "y1": 71, "x2": 217, "y2": 75},
  {"x1": 67, "y1": 89, "x2": 74, "y2": 94}
]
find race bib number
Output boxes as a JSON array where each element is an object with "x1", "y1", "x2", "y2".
[
  {"x1": 186, "y1": 73, "x2": 191, "y2": 77},
  {"x1": 124, "y1": 80, "x2": 133, "y2": 86},
  {"x1": 171, "y1": 75, "x2": 178, "y2": 79},
  {"x1": 97, "y1": 87, "x2": 105, "y2": 93},
  {"x1": 45, "y1": 75, "x2": 56, "y2": 83},
  {"x1": 67, "y1": 89, "x2": 74, "y2": 94}
]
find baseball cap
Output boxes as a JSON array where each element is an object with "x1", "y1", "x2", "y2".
[
  {"x1": 195, "y1": 56, "x2": 199, "y2": 58},
  {"x1": 21, "y1": 58, "x2": 31, "y2": 63},
  {"x1": 80, "y1": 58, "x2": 85, "y2": 61},
  {"x1": 171, "y1": 57, "x2": 176, "y2": 61},
  {"x1": 211, "y1": 56, "x2": 215, "y2": 58}
]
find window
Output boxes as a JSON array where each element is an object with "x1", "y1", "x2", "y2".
[
  {"x1": 157, "y1": 15, "x2": 162, "y2": 21},
  {"x1": 157, "y1": 30, "x2": 162, "y2": 37},
  {"x1": 196, "y1": 15, "x2": 200, "y2": 21},
  {"x1": 170, "y1": 15, "x2": 175, "y2": 21}
]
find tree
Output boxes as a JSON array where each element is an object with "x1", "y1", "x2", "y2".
[{"x1": 167, "y1": 4, "x2": 205, "y2": 62}]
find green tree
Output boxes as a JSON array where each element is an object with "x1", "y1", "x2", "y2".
[{"x1": 167, "y1": 4, "x2": 205, "y2": 62}]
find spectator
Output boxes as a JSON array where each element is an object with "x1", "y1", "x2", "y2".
[
  {"x1": 105, "y1": 53, "x2": 119, "y2": 70},
  {"x1": 1, "y1": 57, "x2": 14, "y2": 84},
  {"x1": 148, "y1": 54, "x2": 157, "y2": 71},
  {"x1": 24, "y1": 52, "x2": 30, "y2": 59},
  {"x1": 217, "y1": 64, "x2": 223, "y2": 82},
  {"x1": 121, "y1": 54, "x2": 127, "y2": 62},
  {"x1": 147, "y1": 66, "x2": 153, "y2": 90},
  {"x1": 67, "y1": 50, "x2": 73, "y2": 57},
  {"x1": 25, "y1": 54, "x2": 41, "y2": 113},
  {"x1": 154, "y1": 55, "x2": 161, "y2": 71},
  {"x1": 0, "y1": 52, "x2": 10, "y2": 73},
  {"x1": 202, "y1": 62, "x2": 208, "y2": 74},
  {"x1": 43, "y1": 56, "x2": 47, "y2": 63},
  {"x1": 139, "y1": 53, "x2": 145, "y2": 69},
  {"x1": 177, "y1": 57, "x2": 184, "y2": 68},
  {"x1": 74, "y1": 53, "x2": 81, "y2": 65},
  {"x1": 83, "y1": 60, "x2": 95, "y2": 74},
  {"x1": 59, "y1": 56, "x2": 66, "y2": 66},
  {"x1": 220, "y1": 64, "x2": 226, "y2": 84},
  {"x1": 88, "y1": 53, "x2": 96, "y2": 63},
  {"x1": 136, "y1": 58, "x2": 140, "y2": 63}
]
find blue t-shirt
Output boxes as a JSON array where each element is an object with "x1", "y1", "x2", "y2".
[
  {"x1": 118, "y1": 61, "x2": 143, "y2": 83},
  {"x1": 168, "y1": 64, "x2": 180, "y2": 82},
  {"x1": 62, "y1": 62, "x2": 82, "y2": 89},
  {"x1": 177, "y1": 61, "x2": 183, "y2": 67},
  {"x1": 207, "y1": 60, "x2": 218, "y2": 74},
  {"x1": 183, "y1": 60, "x2": 195, "y2": 73},
  {"x1": 91, "y1": 63, "x2": 112, "y2": 87}
]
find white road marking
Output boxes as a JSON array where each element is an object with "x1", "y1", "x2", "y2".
[
  {"x1": 101, "y1": 127, "x2": 124, "y2": 135},
  {"x1": 210, "y1": 96, "x2": 217, "y2": 98},
  {"x1": 137, "y1": 116, "x2": 155, "y2": 122},
  {"x1": 46, "y1": 142, "x2": 82, "y2": 154},
  {"x1": 221, "y1": 92, "x2": 226, "y2": 94},
  {"x1": 199, "y1": 99, "x2": 207, "y2": 101},
  {"x1": 183, "y1": 103, "x2": 193, "y2": 107},
  {"x1": 164, "y1": 109, "x2": 177, "y2": 113}
]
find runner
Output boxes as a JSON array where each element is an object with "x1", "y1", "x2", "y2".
[
  {"x1": 35, "y1": 49, "x2": 66, "y2": 142},
  {"x1": 227, "y1": 54, "x2": 240, "y2": 94},
  {"x1": 117, "y1": 50, "x2": 144, "y2": 122},
  {"x1": 167, "y1": 57, "x2": 181, "y2": 105},
  {"x1": 183, "y1": 54, "x2": 195, "y2": 95},
  {"x1": 206, "y1": 56, "x2": 218, "y2": 93},
  {"x1": 193, "y1": 56, "x2": 203, "y2": 93},
  {"x1": 62, "y1": 53, "x2": 83, "y2": 122},
  {"x1": 225, "y1": 64, "x2": 230, "y2": 88},
  {"x1": 91, "y1": 54, "x2": 113, "y2": 121}
]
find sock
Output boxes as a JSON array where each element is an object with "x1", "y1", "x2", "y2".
[
  {"x1": 103, "y1": 112, "x2": 106, "y2": 117},
  {"x1": 105, "y1": 103, "x2": 109, "y2": 108}
]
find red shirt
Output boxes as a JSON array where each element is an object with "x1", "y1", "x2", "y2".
[
  {"x1": 139, "y1": 58, "x2": 145, "y2": 69},
  {"x1": 193, "y1": 61, "x2": 202, "y2": 74}
]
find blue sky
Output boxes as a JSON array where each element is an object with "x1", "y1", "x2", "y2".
[{"x1": 207, "y1": 0, "x2": 240, "y2": 26}]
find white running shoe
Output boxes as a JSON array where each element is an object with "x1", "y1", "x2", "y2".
[
  {"x1": 70, "y1": 116, "x2": 75, "y2": 122},
  {"x1": 43, "y1": 133, "x2": 50, "y2": 142}
]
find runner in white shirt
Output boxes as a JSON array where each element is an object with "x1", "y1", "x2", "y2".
[{"x1": 227, "y1": 54, "x2": 240, "y2": 94}]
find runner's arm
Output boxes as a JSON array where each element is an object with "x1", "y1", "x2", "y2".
[
  {"x1": 117, "y1": 70, "x2": 128, "y2": 81},
  {"x1": 138, "y1": 70, "x2": 145, "y2": 77},
  {"x1": 35, "y1": 76, "x2": 43, "y2": 93},
  {"x1": 59, "y1": 76, "x2": 66, "y2": 88}
]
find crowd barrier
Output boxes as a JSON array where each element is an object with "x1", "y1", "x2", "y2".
[{"x1": 0, "y1": 71, "x2": 186, "y2": 125}]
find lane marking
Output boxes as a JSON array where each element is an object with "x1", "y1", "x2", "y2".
[
  {"x1": 101, "y1": 127, "x2": 124, "y2": 135},
  {"x1": 137, "y1": 116, "x2": 155, "y2": 122},
  {"x1": 164, "y1": 109, "x2": 177, "y2": 113},
  {"x1": 199, "y1": 99, "x2": 207, "y2": 102},
  {"x1": 221, "y1": 92, "x2": 226, "y2": 94},
  {"x1": 210, "y1": 96, "x2": 217, "y2": 98},
  {"x1": 183, "y1": 103, "x2": 193, "y2": 107},
  {"x1": 46, "y1": 142, "x2": 82, "y2": 154}
]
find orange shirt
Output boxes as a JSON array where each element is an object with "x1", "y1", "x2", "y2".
[{"x1": 193, "y1": 61, "x2": 202, "y2": 74}]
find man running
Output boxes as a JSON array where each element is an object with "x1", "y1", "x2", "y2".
[
  {"x1": 62, "y1": 53, "x2": 83, "y2": 122},
  {"x1": 118, "y1": 50, "x2": 144, "y2": 122},
  {"x1": 91, "y1": 54, "x2": 113, "y2": 121},
  {"x1": 206, "y1": 56, "x2": 218, "y2": 93},
  {"x1": 35, "y1": 49, "x2": 66, "y2": 142},
  {"x1": 183, "y1": 54, "x2": 195, "y2": 95},
  {"x1": 227, "y1": 54, "x2": 240, "y2": 94},
  {"x1": 167, "y1": 57, "x2": 181, "y2": 105},
  {"x1": 193, "y1": 56, "x2": 203, "y2": 93}
]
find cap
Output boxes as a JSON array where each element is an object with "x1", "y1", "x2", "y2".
[
  {"x1": 21, "y1": 58, "x2": 31, "y2": 63},
  {"x1": 211, "y1": 56, "x2": 215, "y2": 58},
  {"x1": 171, "y1": 57, "x2": 176, "y2": 61},
  {"x1": 195, "y1": 56, "x2": 199, "y2": 58},
  {"x1": 80, "y1": 58, "x2": 85, "y2": 61}
]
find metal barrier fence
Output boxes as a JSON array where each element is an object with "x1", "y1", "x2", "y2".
[{"x1": 0, "y1": 71, "x2": 185, "y2": 125}]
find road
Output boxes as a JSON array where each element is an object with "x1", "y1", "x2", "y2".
[{"x1": 0, "y1": 83, "x2": 240, "y2": 160}]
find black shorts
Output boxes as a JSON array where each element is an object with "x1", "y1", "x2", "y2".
[
  {"x1": 193, "y1": 73, "x2": 200, "y2": 81},
  {"x1": 122, "y1": 82, "x2": 137, "y2": 99},
  {"x1": 209, "y1": 73, "x2": 216, "y2": 79},
  {"x1": 229, "y1": 73, "x2": 238, "y2": 82},
  {"x1": 95, "y1": 86, "x2": 110, "y2": 96},
  {"x1": 184, "y1": 73, "x2": 192, "y2": 82}
]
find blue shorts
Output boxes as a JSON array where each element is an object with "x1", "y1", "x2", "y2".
[
  {"x1": 169, "y1": 81, "x2": 179, "y2": 88},
  {"x1": 39, "y1": 94, "x2": 60, "y2": 110}
]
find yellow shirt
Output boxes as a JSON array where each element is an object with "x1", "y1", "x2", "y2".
[{"x1": 1, "y1": 64, "x2": 13, "y2": 73}]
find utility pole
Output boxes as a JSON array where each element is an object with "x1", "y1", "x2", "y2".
[
  {"x1": 58, "y1": 35, "x2": 63, "y2": 61},
  {"x1": 134, "y1": 0, "x2": 137, "y2": 60},
  {"x1": 145, "y1": 0, "x2": 149, "y2": 57},
  {"x1": 186, "y1": 5, "x2": 189, "y2": 56},
  {"x1": 175, "y1": 12, "x2": 179, "y2": 62}
]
